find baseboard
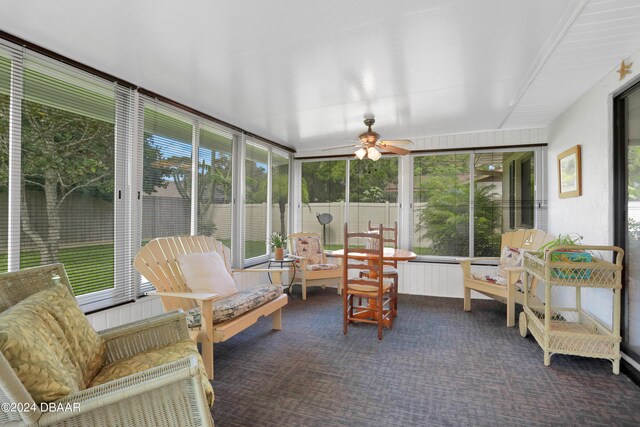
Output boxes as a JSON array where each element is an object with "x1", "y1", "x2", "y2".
[{"x1": 621, "y1": 354, "x2": 640, "y2": 387}]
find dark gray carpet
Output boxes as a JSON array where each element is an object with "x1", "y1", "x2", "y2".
[{"x1": 210, "y1": 289, "x2": 640, "y2": 426}]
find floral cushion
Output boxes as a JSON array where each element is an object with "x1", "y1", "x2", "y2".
[
  {"x1": 307, "y1": 263, "x2": 339, "y2": 271},
  {"x1": 89, "y1": 339, "x2": 214, "y2": 407},
  {"x1": 498, "y1": 246, "x2": 525, "y2": 280},
  {"x1": 186, "y1": 284, "x2": 283, "y2": 327},
  {"x1": 0, "y1": 285, "x2": 105, "y2": 403},
  {"x1": 294, "y1": 236, "x2": 324, "y2": 265}
]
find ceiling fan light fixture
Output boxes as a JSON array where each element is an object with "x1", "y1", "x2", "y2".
[
  {"x1": 355, "y1": 147, "x2": 367, "y2": 160},
  {"x1": 367, "y1": 146, "x2": 381, "y2": 161}
]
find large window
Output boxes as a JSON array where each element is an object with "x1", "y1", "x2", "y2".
[
  {"x1": 0, "y1": 53, "x2": 9, "y2": 273},
  {"x1": 245, "y1": 142, "x2": 269, "y2": 260},
  {"x1": 19, "y1": 55, "x2": 117, "y2": 297},
  {"x1": 473, "y1": 152, "x2": 535, "y2": 256},
  {"x1": 301, "y1": 160, "x2": 346, "y2": 249},
  {"x1": 413, "y1": 150, "x2": 538, "y2": 259},
  {"x1": 142, "y1": 102, "x2": 193, "y2": 240},
  {"x1": 413, "y1": 154, "x2": 470, "y2": 257},
  {"x1": 299, "y1": 149, "x2": 542, "y2": 260},
  {"x1": 198, "y1": 126, "x2": 234, "y2": 246},
  {"x1": 349, "y1": 157, "x2": 399, "y2": 237},
  {"x1": 271, "y1": 151, "x2": 289, "y2": 236}
]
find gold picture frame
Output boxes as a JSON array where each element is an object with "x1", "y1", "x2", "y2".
[{"x1": 558, "y1": 145, "x2": 582, "y2": 198}]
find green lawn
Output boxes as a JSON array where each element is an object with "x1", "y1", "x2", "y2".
[
  {"x1": 0, "y1": 240, "x2": 270, "y2": 295},
  {"x1": 0, "y1": 244, "x2": 115, "y2": 296}
]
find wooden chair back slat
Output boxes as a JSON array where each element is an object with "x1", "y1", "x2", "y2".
[{"x1": 367, "y1": 220, "x2": 398, "y2": 268}]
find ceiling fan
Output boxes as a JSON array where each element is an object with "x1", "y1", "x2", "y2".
[{"x1": 325, "y1": 115, "x2": 413, "y2": 161}]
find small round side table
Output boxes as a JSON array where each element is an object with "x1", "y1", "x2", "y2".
[{"x1": 267, "y1": 256, "x2": 297, "y2": 297}]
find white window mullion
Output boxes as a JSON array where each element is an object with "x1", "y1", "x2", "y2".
[
  {"x1": 266, "y1": 148, "x2": 273, "y2": 256},
  {"x1": 233, "y1": 134, "x2": 246, "y2": 268},
  {"x1": 468, "y1": 152, "x2": 475, "y2": 258},
  {"x1": 113, "y1": 84, "x2": 134, "y2": 303},
  {"x1": 191, "y1": 119, "x2": 200, "y2": 235},
  {"x1": 399, "y1": 155, "x2": 413, "y2": 251},
  {"x1": 535, "y1": 147, "x2": 548, "y2": 230},
  {"x1": 131, "y1": 91, "x2": 144, "y2": 295},
  {"x1": 344, "y1": 159, "x2": 350, "y2": 230},
  {"x1": 290, "y1": 153, "x2": 298, "y2": 234},
  {"x1": 7, "y1": 50, "x2": 23, "y2": 272}
]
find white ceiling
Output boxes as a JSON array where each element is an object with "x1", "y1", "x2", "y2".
[{"x1": 2, "y1": 0, "x2": 640, "y2": 154}]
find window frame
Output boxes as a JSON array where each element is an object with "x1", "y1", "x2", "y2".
[
  {"x1": 410, "y1": 146, "x2": 546, "y2": 263},
  {"x1": 294, "y1": 146, "x2": 546, "y2": 265}
]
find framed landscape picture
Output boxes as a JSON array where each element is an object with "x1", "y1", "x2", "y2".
[{"x1": 558, "y1": 145, "x2": 582, "y2": 198}]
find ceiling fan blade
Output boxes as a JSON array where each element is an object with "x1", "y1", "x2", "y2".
[
  {"x1": 379, "y1": 144, "x2": 410, "y2": 155},
  {"x1": 321, "y1": 144, "x2": 361, "y2": 151},
  {"x1": 380, "y1": 139, "x2": 413, "y2": 146}
]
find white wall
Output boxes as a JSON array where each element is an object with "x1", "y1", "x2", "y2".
[{"x1": 547, "y1": 49, "x2": 640, "y2": 327}]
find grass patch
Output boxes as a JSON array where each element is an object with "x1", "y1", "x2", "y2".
[
  {"x1": 0, "y1": 244, "x2": 115, "y2": 296},
  {"x1": 0, "y1": 240, "x2": 270, "y2": 295}
]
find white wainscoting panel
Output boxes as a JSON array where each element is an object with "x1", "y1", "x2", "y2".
[
  {"x1": 88, "y1": 263, "x2": 493, "y2": 330},
  {"x1": 87, "y1": 295, "x2": 165, "y2": 331},
  {"x1": 398, "y1": 262, "x2": 494, "y2": 299}
]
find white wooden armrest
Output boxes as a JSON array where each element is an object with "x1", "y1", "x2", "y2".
[
  {"x1": 287, "y1": 254, "x2": 305, "y2": 260},
  {"x1": 232, "y1": 268, "x2": 290, "y2": 273},
  {"x1": 146, "y1": 291, "x2": 220, "y2": 301}
]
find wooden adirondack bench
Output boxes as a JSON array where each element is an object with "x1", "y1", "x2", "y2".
[
  {"x1": 134, "y1": 236, "x2": 288, "y2": 379},
  {"x1": 459, "y1": 229, "x2": 554, "y2": 327}
]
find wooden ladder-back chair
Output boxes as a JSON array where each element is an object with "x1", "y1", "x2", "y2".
[
  {"x1": 343, "y1": 223, "x2": 394, "y2": 340},
  {"x1": 460, "y1": 229, "x2": 554, "y2": 326},
  {"x1": 360, "y1": 220, "x2": 399, "y2": 316},
  {"x1": 134, "y1": 236, "x2": 288, "y2": 379},
  {"x1": 287, "y1": 232, "x2": 342, "y2": 300}
]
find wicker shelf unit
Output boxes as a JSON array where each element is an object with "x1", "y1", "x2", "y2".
[{"x1": 519, "y1": 245, "x2": 624, "y2": 374}]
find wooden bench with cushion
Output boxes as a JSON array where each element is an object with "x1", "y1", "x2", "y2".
[
  {"x1": 459, "y1": 229, "x2": 554, "y2": 327},
  {"x1": 134, "y1": 235, "x2": 288, "y2": 379}
]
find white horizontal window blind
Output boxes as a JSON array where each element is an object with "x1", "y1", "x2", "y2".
[
  {"x1": 198, "y1": 124, "x2": 234, "y2": 247},
  {"x1": 0, "y1": 44, "x2": 17, "y2": 274},
  {"x1": 271, "y1": 151, "x2": 289, "y2": 238},
  {"x1": 20, "y1": 51, "x2": 122, "y2": 305},
  {"x1": 141, "y1": 98, "x2": 193, "y2": 241},
  {"x1": 245, "y1": 141, "x2": 269, "y2": 262}
]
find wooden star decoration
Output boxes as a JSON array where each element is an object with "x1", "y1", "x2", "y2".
[{"x1": 617, "y1": 59, "x2": 632, "y2": 80}]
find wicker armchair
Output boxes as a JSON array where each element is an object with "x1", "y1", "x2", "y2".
[{"x1": 0, "y1": 264, "x2": 214, "y2": 427}]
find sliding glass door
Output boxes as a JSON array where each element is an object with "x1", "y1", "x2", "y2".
[{"x1": 614, "y1": 82, "x2": 640, "y2": 371}]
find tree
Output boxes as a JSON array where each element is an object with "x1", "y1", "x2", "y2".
[
  {"x1": 301, "y1": 160, "x2": 346, "y2": 202},
  {"x1": 0, "y1": 98, "x2": 169, "y2": 265},
  {"x1": 349, "y1": 158, "x2": 398, "y2": 203},
  {"x1": 414, "y1": 154, "x2": 502, "y2": 257},
  {"x1": 156, "y1": 145, "x2": 234, "y2": 235}
]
